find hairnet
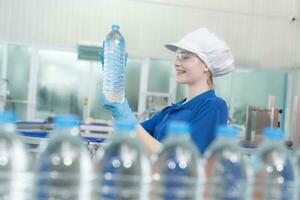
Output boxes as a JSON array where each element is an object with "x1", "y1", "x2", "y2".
[{"x1": 165, "y1": 28, "x2": 235, "y2": 77}]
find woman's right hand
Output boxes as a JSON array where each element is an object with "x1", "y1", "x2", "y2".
[{"x1": 100, "y1": 94, "x2": 137, "y2": 123}]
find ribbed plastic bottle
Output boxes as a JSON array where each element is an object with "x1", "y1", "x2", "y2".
[
  {"x1": 151, "y1": 121, "x2": 202, "y2": 200},
  {"x1": 102, "y1": 24, "x2": 126, "y2": 103},
  {"x1": 252, "y1": 128, "x2": 296, "y2": 200},
  {"x1": 94, "y1": 120, "x2": 150, "y2": 200},
  {"x1": 293, "y1": 145, "x2": 300, "y2": 200},
  {"x1": 0, "y1": 112, "x2": 31, "y2": 200},
  {"x1": 35, "y1": 115, "x2": 94, "y2": 200},
  {"x1": 203, "y1": 126, "x2": 251, "y2": 200}
]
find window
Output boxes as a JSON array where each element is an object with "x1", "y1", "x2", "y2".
[
  {"x1": 214, "y1": 73, "x2": 233, "y2": 105},
  {"x1": 0, "y1": 44, "x2": 3, "y2": 77},
  {"x1": 6, "y1": 45, "x2": 31, "y2": 120},
  {"x1": 147, "y1": 59, "x2": 172, "y2": 93},
  {"x1": 89, "y1": 59, "x2": 142, "y2": 120},
  {"x1": 214, "y1": 68, "x2": 287, "y2": 130},
  {"x1": 36, "y1": 50, "x2": 142, "y2": 121},
  {"x1": 36, "y1": 50, "x2": 91, "y2": 120},
  {"x1": 176, "y1": 84, "x2": 187, "y2": 102},
  {"x1": 0, "y1": 43, "x2": 290, "y2": 130},
  {"x1": 125, "y1": 59, "x2": 142, "y2": 112}
]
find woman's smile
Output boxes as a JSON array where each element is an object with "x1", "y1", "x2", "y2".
[{"x1": 176, "y1": 69, "x2": 186, "y2": 75}]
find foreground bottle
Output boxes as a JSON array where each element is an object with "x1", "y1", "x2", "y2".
[
  {"x1": 151, "y1": 121, "x2": 202, "y2": 200},
  {"x1": 293, "y1": 145, "x2": 300, "y2": 200},
  {"x1": 252, "y1": 128, "x2": 296, "y2": 200},
  {"x1": 94, "y1": 120, "x2": 150, "y2": 200},
  {"x1": 35, "y1": 115, "x2": 94, "y2": 200},
  {"x1": 0, "y1": 112, "x2": 31, "y2": 200},
  {"x1": 102, "y1": 24, "x2": 127, "y2": 103},
  {"x1": 203, "y1": 126, "x2": 251, "y2": 200}
]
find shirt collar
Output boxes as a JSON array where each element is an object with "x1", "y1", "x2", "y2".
[{"x1": 173, "y1": 89, "x2": 216, "y2": 110}]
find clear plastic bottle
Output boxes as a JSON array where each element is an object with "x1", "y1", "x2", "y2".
[
  {"x1": 94, "y1": 120, "x2": 150, "y2": 200},
  {"x1": 252, "y1": 128, "x2": 296, "y2": 200},
  {"x1": 203, "y1": 126, "x2": 251, "y2": 200},
  {"x1": 151, "y1": 121, "x2": 202, "y2": 200},
  {"x1": 293, "y1": 146, "x2": 300, "y2": 200},
  {"x1": 102, "y1": 24, "x2": 126, "y2": 103},
  {"x1": 0, "y1": 112, "x2": 31, "y2": 200},
  {"x1": 35, "y1": 115, "x2": 94, "y2": 200}
]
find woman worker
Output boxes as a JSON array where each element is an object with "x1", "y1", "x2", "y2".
[{"x1": 101, "y1": 27, "x2": 235, "y2": 154}]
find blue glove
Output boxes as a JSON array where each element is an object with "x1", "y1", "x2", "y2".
[{"x1": 100, "y1": 94, "x2": 137, "y2": 123}]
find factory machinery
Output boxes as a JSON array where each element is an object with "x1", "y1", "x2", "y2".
[{"x1": 16, "y1": 120, "x2": 113, "y2": 159}]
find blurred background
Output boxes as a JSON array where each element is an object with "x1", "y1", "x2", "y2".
[{"x1": 0, "y1": 0, "x2": 299, "y2": 145}]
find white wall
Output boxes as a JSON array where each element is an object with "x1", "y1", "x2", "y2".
[
  {"x1": 0, "y1": 0, "x2": 298, "y2": 68},
  {"x1": 297, "y1": 0, "x2": 300, "y2": 67}
]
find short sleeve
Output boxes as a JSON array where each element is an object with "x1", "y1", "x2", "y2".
[
  {"x1": 140, "y1": 106, "x2": 171, "y2": 137},
  {"x1": 190, "y1": 99, "x2": 228, "y2": 154}
]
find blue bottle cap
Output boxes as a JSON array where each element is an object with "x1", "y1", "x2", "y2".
[
  {"x1": 216, "y1": 126, "x2": 239, "y2": 138},
  {"x1": 0, "y1": 112, "x2": 15, "y2": 124},
  {"x1": 114, "y1": 120, "x2": 136, "y2": 133},
  {"x1": 112, "y1": 24, "x2": 120, "y2": 31},
  {"x1": 54, "y1": 115, "x2": 80, "y2": 127},
  {"x1": 167, "y1": 121, "x2": 191, "y2": 135},
  {"x1": 263, "y1": 128, "x2": 284, "y2": 140}
]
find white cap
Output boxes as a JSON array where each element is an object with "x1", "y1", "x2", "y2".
[{"x1": 165, "y1": 28, "x2": 235, "y2": 77}]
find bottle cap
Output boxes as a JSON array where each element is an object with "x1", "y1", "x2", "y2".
[
  {"x1": 114, "y1": 120, "x2": 136, "y2": 133},
  {"x1": 263, "y1": 128, "x2": 284, "y2": 140},
  {"x1": 216, "y1": 126, "x2": 239, "y2": 138},
  {"x1": 112, "y1": 24, "x2": 120, "y2": 31},
  {"x1": 54, "y1": 115, "x2": 80, "y2": 127},
  {"x1": 167, "y1": 121, "x2": 191, "y2": 135},
  {"x1": 0, "y1": 112, "x2": 15, "y2": 124}
]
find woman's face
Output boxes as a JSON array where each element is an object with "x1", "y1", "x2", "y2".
[{"x1": 174, "y1": 49, "x2": 208, "y2": 84}]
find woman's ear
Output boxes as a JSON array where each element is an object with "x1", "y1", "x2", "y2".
[{"x1": 203, "y1": 65, "x2": 209, "y2": 72}]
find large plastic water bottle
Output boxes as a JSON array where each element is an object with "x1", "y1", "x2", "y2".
[
  {"x1": 102, "y1": 24, "x2": 127, "y2": 103},
  {"x1": 35, "y1": 115, "x2": 94, "y2": 200},
  {"x1": 252, "y1": 128, "x2": 296, "y2": 200},
  {"x1": 203, "y1": 126, "x2": 251, "y2": 200},
  {"x1": 0, "y1": 112, "x2": 31, "y2": 200},
  {"x1": 94, "y1": 120, "x2": 150, "y2": 200},
  {"x1": 294, "y1": 147, "x2": 300, "y2": 200},
  {"x1": 151, "y1": 121, "x2": 202, "y2": 200}
]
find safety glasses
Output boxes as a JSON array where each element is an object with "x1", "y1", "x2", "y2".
[{"x1": 175, "y1": 51, "x2": 199, "y2": 62}]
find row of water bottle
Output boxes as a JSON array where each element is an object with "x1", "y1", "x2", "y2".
[{"x1": 0, "y1": 112, "x2": 299, "y2": 200}]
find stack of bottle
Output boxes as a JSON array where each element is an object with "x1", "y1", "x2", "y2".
[
  {"x1": 1, "y1": 111, "x2": 300, "y2": 199},
  {"x1": 91, "y1": 121, "x2": 298, "y2": 200}
]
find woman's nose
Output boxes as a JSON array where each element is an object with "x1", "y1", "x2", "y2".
[{"x1": 175, "y1": 59, "x2": 182, "y2": 66}]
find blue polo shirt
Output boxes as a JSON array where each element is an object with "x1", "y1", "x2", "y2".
[{"x1": 141, "y1": 90, "x2": 228, "y2": 154}]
